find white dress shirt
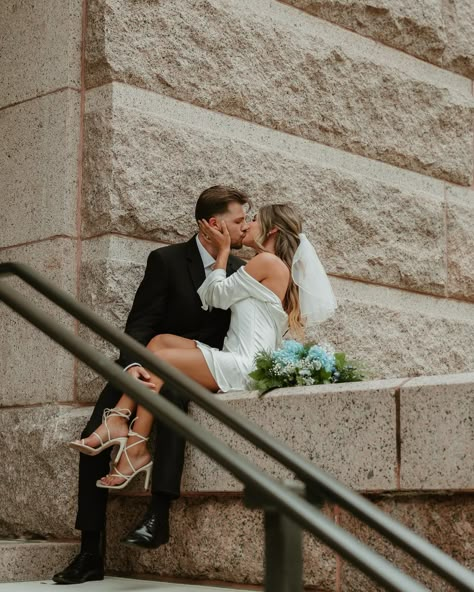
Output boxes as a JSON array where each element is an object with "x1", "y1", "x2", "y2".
[{"x1": 124, "y1": 235, "x2": 215, "y2": 371}]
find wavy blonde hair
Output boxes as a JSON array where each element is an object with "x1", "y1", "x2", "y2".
[{"x1": 255, "y1": 204, "x2": 304, "y2": 336}]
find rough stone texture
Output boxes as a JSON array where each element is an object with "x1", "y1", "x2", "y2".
[
  {"x1": 84, "y1": 85, "x2": 447, "y2": 298},
  {"x1": 442, "y1": 0, "x2": 474, "y2": 79},
  {"x1": 281, "y1": 0, "x2": 474, "y2": 79},
  {"x1": 400, "y1": 373, "x2": 474, "y2": 490},
  {"x1": 182, "y1": 381, "x2": 399, "y2": 493},
  {"x1": 446, "y1": 186, "x2": 474, "y2": 301},
  {"x1": 0, "y1": 90, "x2": 80, "y2": 248},
  {"x1": 339, "y1": 494, "x2": 474, "y2": 591},
  {"x1": 0, "y1": 239, "x2": 77, "y2": 406},
  {"x1": 106, "y1": 495, "x2": 337, "y2": 590},
  {"x1": 0, "y1": 540, "x2": 80, "y2": 583},
  {"x1": 85, "y1": 0, "x2": 474, "y2": 185},
  {"x1": 0, "y1": 406, "x2": 90, "y2": 538},
  {"x1": 77, "y1": 236, "x2": 158, "y2": 402},
  {"x1": 315, "y1": 277, "x2": 474, "y2": 380},
  {"x1": 0, "y1": 0, "x2": 82, "y2": 108}
]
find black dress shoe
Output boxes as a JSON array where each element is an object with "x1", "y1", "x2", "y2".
[
  {"x1": 122, "y1": 509, "x2": 170, "y2": 549},
  {"x1": 52, "y1": 551, "x2": 104, "y2": 584}
]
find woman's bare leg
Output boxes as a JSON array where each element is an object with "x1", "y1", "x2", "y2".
[
  {"x1": 78, "y1": 335, "x2": 195, "y2": 449},
  {"x1": 100, "y1": 336, "x2": 218, "y2": 486}
]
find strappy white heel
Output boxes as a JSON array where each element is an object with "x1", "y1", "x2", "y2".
[
  {"x1": 68, "y1": 408, "x2": 131, "y2": 462},
  {"x1": 96, "y1": 418, "x2": 153, "y2": 491}
]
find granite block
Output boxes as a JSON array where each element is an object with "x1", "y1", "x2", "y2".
[
  {"x1": 0, "y1": 0, "x2": 82, "y2": 108},
  {"x1": 0, "y1": 406, "x2": 90, "y2": 538},
  {"x1": 0, "y1": 540, "x2": 79, "y2": 583},
  {"x1": 0, "y1": 91, "x2": 80, "y2": 247},
  {"x1": 0, "y1": 239, "x2": 77, "y2": 406},
  {"x1": 338, "y1": 493, "x2": 474, "y2": 591},
  {"x1": 400, "y1": 373, "x2": 474, "y2": 490}
]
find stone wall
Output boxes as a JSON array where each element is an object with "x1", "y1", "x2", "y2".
[
  {"x1": 2, "y1": 0, "x2": 473, "y2": 411},
  {"x1": 0, "y1": 0, "x2": 473, "y2": 588}
]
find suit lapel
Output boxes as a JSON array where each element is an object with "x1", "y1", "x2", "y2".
[
  {"x1": 226, "y1": 256, "x2": 239, "y2": 275},
  {"x1": 186, "y1": 236, "x2": 206, "y2": 292}
]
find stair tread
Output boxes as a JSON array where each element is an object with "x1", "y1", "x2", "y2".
[{"x1": 0, "y1": 576, "x2": 249, "y2": 591}]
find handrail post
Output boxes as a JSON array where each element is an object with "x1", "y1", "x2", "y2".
[{"x1": 245, "y1": 480, "x2": 305, "y2": 592}]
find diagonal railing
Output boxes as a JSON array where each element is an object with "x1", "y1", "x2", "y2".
[{"x1": 1, "y1": 262, "x2": 473, "y2": 592}]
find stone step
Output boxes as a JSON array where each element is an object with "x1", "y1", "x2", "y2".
[
  {"x1": 0, "y1": 540, "x2": 79, "y2": 584},
  {"x1": 105, "y1": 491, "x2": 473, "y2": 592},
  {"x1": 0, "y1": 576, "x2": 250, "y2": 591}
]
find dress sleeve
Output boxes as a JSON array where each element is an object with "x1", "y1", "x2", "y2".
[{"x1": 198, "y1": 268, "x2": 249, "y2": 311}]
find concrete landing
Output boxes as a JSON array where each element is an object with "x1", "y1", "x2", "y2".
[{"x1": 0, "y1": 577, "x2": 248, "y2": 591}]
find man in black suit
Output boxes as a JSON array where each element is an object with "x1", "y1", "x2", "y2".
[{"x1": 53, "y1": 186, "x2": 250, "y2": 584}]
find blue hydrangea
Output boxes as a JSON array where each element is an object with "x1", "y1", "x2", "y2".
[
  {"x1": 307, "y1": 345, "x2": 336, "y2": 373},
  {"x1": 272, "y1": 340, "x2": 305, "y2": 366},
  {"x1": 282, "y1": 340, "x2": 305, "y2": 355}
]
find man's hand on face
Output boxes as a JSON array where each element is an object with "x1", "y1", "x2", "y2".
[{"x1": 126, "y1": 365, "x2": 159, "y2": 392}]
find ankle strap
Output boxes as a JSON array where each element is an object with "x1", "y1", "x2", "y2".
[{"x1": 103, "y1": 407, "x2": 131, "y2": 421}]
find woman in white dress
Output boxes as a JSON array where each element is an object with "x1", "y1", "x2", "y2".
[{"x1": 73, "y1": 204, "x2": 335, "y2": 489}]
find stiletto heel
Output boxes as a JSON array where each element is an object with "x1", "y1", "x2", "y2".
[
  {"x1": 114, "y1": 438, "x2": 127, "y2": 464},
  {"x1": 69, "y1": 408, "x2": 131, "y2": 456},
  {"x1": 143, "y1": 464, "x2": 152, "y2": 491},
  {"x1": 96, "y1": 418, "x2": 152, "y2": 491}
]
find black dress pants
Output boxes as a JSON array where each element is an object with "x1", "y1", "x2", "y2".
[{"x1": 75, "y1": 380, "x2": 189, "y2": 532}]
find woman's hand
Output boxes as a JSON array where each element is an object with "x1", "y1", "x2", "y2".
[{"x1": 199, "y1": 219, "x2": 231, "y2": 253}]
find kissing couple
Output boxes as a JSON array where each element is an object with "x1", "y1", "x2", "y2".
[{"x1": 54, "y1": 185, "x2": 337, "y2": 585}]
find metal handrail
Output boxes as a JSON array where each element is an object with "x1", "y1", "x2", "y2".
[{"x1": 1, "y1": 262, "x2": 473, "y2": 592}]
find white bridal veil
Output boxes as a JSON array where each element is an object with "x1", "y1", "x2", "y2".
[{"x1": 291, "y1": 233, "x2": 337, "y2": 325}]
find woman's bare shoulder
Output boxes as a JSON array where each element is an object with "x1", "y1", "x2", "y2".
[{"x1": 245, "y1": 252, "x2": 289, "y2": 280}]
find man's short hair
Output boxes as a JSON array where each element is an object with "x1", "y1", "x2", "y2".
[{"x1": 195, "y1": 185, "x2": 251, "y2": 221}]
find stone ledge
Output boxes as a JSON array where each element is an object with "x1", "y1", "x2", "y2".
[
  {"x1": 1, "y1": 374, "x2": 472, "y2": 539},
  {"x1": 400, "y1": 373, "x2": 474, "y2": 490},
  {"x1": 183, "y1": 379, "x2": 400, "y2": 493},
  {"x1": 85, "y1": 0, "x2": 473, "y2": 184},
  {"x1": 0, "y1": 540, "x2": 79, "y2": 583}
]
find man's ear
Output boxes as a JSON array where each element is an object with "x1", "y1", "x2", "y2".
[{"x1": 208, "y1": 217, "x2": 220, "y2": 229}]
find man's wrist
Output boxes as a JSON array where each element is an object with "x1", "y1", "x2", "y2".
[{"x1": 123, "y1": 362, "x2": 143, "y2": 372}]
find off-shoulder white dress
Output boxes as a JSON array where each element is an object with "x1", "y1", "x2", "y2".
[{"x1": 196, "y1": 267, "x2": 288, "y2": 392}]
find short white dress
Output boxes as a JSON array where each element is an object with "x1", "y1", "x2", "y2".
[{"x1": 196, "y1": 267, "x2": 288, "y2": 392}]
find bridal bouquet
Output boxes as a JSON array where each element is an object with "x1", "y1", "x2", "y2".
[{"x1": 249, "y1": 340, "x2": 364, "y2": 394}]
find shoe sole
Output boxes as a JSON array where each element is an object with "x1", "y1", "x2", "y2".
[
  {"x1": 121, "y1": 537, "x2": 169, "y2": 550},
  {"x1": 52, "y1": 574, "x2": 104, "y2": 584}
]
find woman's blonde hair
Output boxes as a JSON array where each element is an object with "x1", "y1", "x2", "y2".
[{"x1": 255, "y1": 204, "x2": 304, "y2": 335}]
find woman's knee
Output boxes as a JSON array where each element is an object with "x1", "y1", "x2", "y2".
[{"x1": 147, "y1": 333, "x2": 173, "y2": 351}]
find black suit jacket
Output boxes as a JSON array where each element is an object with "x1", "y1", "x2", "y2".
[{"x1": 118, "y1": 236, "x2": 245, "y2": 368}]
